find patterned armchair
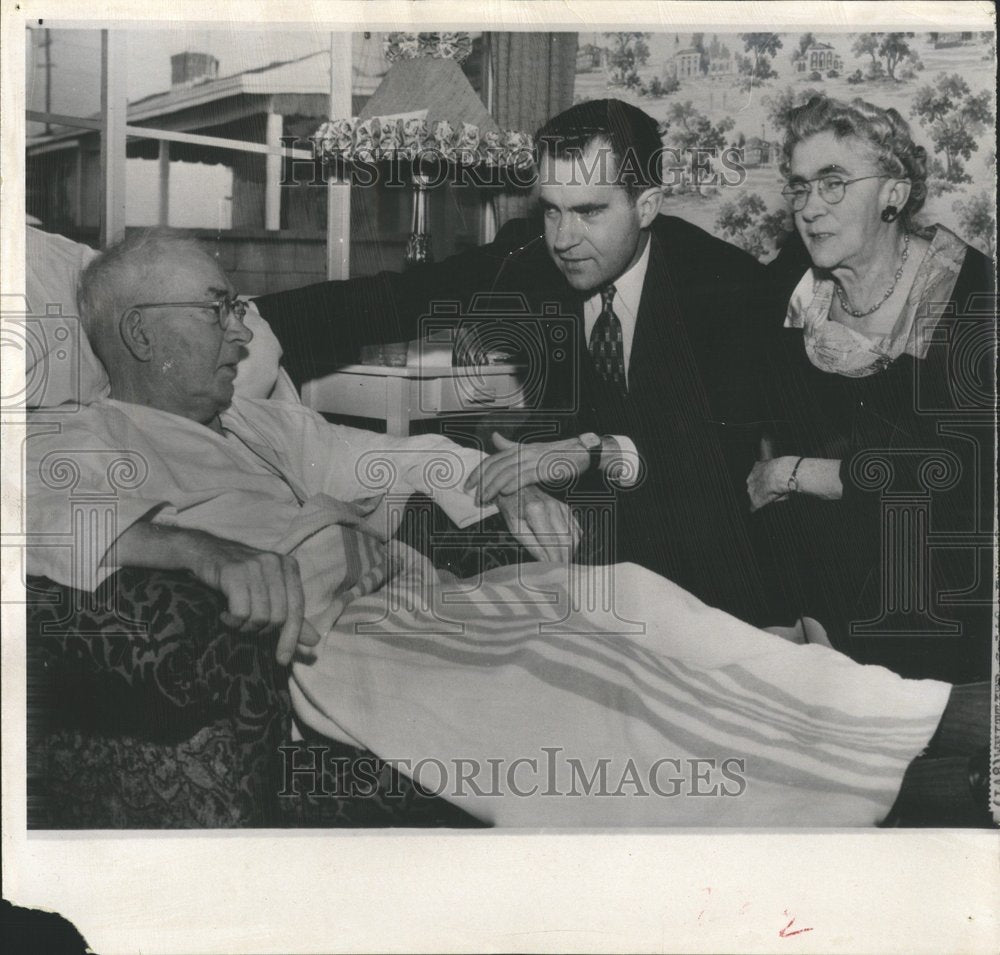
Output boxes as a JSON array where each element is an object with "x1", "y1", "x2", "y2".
[{"x1": 26, "y1": 501, "x2": 522, "y2": 829}]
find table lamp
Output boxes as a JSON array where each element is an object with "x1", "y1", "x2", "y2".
[{"x1": 313, "y1": 32, "x2": 533, "y2": 269}]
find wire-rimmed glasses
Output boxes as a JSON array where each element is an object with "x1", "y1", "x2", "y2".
[{"x1": 781, "y1": 174, "x2": 890, "y2": 211}]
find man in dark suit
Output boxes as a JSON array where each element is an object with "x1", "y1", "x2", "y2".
[{"x1": 255, "y1": 99, "x2": 783, "y2": 625}]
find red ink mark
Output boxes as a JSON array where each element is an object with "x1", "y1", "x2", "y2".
[
  {"x1": 697, "y1": 887, "x2": 712, "y2": 922},
  {"x1": 779, "y1": 910, "x2": 814, "y2": 938}
]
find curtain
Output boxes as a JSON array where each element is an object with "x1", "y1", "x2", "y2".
[{"x1": 490, "y1": 32, "x2": 578, "y2": 226}]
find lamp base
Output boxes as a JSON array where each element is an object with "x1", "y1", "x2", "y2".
[
  {"x1": 404, "y1": 173, "x2": 434, "y2": 269},
  {"x1": 404, "y1": 231, "x2": 433, "y2": 268}
]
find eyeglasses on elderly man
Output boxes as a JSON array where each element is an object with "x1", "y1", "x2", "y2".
[{"x1": 121, "y1": 293, "x2": 249, "y2": 330}]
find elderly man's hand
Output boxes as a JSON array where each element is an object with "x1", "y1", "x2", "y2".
[
  {"x1": 190, "y1": 534, "x2": 309, "y2": 665},
  {"x1": 496, "y1": 485, "x2": 582, "y2": 563},
  {"x1": 107, "y1": 520, "x2": 312, "y2": 665},
  {"x1": 464, "y1": 432, "x2": 590, "y2": 505}
]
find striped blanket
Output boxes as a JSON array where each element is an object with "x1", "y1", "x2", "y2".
[{"x1": 290, "y1": 528, "x2": 951, "y2": 827}]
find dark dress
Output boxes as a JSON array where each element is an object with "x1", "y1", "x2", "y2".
[{"x1": 761, "y1": 227, "x2": 996, "y2": 683}]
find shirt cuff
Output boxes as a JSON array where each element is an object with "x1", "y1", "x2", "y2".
[{"x1": 605, "y1": 434, "x2": 641, "y2": 488}]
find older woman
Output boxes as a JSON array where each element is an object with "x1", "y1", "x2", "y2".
[{"x1": 748, "y1": 95, "x2": 995, "y2": 684}]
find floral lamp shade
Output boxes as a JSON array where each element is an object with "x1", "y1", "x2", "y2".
[{"x1": 313, "y1": 33, "x2": 533, "y2": 267}]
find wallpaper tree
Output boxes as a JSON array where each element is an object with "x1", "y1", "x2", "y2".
[
  {"x1": 736, "y1": 32, "x2": 782, "y2": 87},
  {"x1": 912, "y1": 73, "x2": 994, "y2": 185},
  {"x1": 715, "y1": 193, "x2": 790, "y2": 259},
  {"x1": 878, "y1": 33, "x2": 914, "y2": 80},
  {"x1": 662, "y1": 100, "x2": 734, "y2": 195},
  {"x1": 851, "y1": 32, "x2": 922, "y2": 81},
  {"x1": 796, "y1": 32, "x2": 818, "y2": 58},
  {"x1": 689, "y1": 33, "x2": 709, "y2": 75},
  {"x1": 852, "y1": 33, "x2": 881, "y2": 75},
  {"x1": 602, "y1": 32, "x2": 651, "y2": 89},
  {"x1": 764, "y1": 86, "x2": 823, "y2": 139},
  {"x1": 953, "y1": 192, "x2": 996, "y2": 256}
]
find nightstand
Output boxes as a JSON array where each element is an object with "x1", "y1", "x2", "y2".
[{"x1": 301, "y1": 363, "x2": 526, "y2": 435}]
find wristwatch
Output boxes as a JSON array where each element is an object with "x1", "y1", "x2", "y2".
[
  {"x1": 787, "y1": 456, "x2": 804, "y2": 494},
  {"x1": 578, "y1": 432, "x2": 603, "y2": 472}
]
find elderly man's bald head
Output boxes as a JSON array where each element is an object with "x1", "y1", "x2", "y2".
[
  {"x1": 77, "y1": 230, "x2": 252, "y2": 428},
  {"x1": 78, "y1": 230, "x2": 215, "y2": 368}
]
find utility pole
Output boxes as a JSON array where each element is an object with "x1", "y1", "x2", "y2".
[{"x1": 38, "y1": 27, "x2": 53, "y2": 133}]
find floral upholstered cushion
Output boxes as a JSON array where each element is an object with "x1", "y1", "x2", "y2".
[
  {"x1": 26, "y1": 568, "x2": 290, "y2": 827},
  {"x1": 26, "y1": 561, "x2": 485, "y2": 829}
]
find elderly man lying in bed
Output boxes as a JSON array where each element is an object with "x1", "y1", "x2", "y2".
[{"x1": 27, "y1": 232, "x2": 985, "y2": 828}]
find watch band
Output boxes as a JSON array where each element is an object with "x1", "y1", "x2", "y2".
[{"x1": 787, "y1": 456, "x2": 805, "y2": 494}]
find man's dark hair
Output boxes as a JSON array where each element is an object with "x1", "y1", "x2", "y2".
[{"x1": 535, "y1": 99, "x2": 664, "y2": 198}]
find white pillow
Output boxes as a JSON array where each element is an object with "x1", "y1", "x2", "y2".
[
  {"x1": 233, "y1": 299, "x2": 285, "y2": 399},
  {"x1": 24, "y1": 226, "x2": 108, "y2": 408},
  {"x1": 23, "y1": 227, "x2": 287, "y2": 407}
]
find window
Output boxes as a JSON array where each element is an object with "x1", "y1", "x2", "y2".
[{"x1": 26, "y1": 27, "x2": 352, "y2": 291}]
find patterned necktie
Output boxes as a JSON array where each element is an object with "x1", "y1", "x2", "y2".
[{"x1": 588, "y1": 284, "x2": 627, "y2": 394}]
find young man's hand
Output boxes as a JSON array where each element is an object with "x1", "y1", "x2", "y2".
[{"x1": 465, "y1": 432, "x2": 590, "y2": 504}]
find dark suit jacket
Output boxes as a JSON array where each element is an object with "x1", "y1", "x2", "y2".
[{"x1": 255, "y1": 214, "x2": 784, "y2": 624}]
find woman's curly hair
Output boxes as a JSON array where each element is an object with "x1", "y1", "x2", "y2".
[{"x1": 779, "y1": 95, "x2": 928, "y2": 230}]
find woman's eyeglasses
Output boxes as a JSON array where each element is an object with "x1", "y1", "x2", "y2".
[
  {"x1": 123, "y1": 294, "x2": 248, "y2": 330},
  {"x1": 781, "y1": 174, "x2": 890, "y2": 211}
]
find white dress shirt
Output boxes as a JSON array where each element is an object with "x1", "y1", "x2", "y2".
[
  {"x1": 582, "y1": 234, "x2": 651, "y2": 387},
  {"x1": 579, "y1": 236, "x2": 650, "y2": 484}
]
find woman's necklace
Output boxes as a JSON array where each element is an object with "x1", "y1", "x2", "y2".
[{"x1": 835, "y1": 231, "x2": 910, "y2": 318}]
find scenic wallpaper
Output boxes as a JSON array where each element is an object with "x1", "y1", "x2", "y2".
[{"x1": 572, "y1": 30, "x2": 996, "y2": 260}]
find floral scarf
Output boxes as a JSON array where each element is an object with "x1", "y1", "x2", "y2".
[{"x1": 784, "y1": 225, "x2": 968, "y2": 378}]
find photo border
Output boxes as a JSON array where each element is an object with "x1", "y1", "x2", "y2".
[{"x1": 3, "y1": 3, "x2": 997, "y2": 953}]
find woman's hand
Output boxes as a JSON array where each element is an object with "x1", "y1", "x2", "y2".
[
  {"x1": 746, "y1": 456, "x2": 796, "y2": 513},
  {"x1": 746, "y1": 455, "x2": 846, "y2": 511}
]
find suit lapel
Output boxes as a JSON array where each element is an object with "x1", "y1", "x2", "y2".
[
  {"x1": 629, "y1": 230, "x2": 681, "y2": 391},
  {"x1": 628, "y1": 227, "x2": 717, "y2": 419}
]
